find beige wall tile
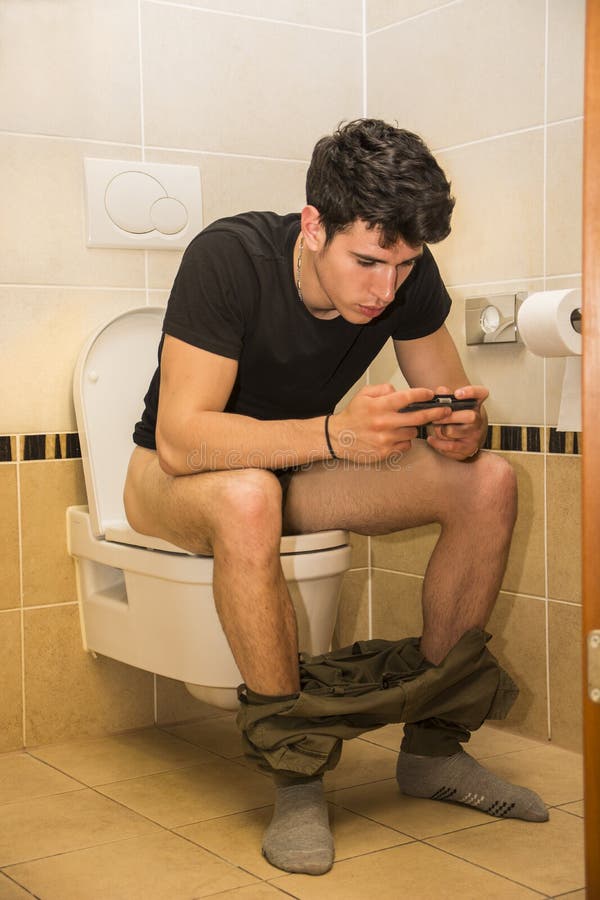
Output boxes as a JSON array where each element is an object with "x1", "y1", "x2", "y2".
[
  {"x1": 0, "y1": 610, "x2": 23, "y2": 752},
  {"x1": 349, "y1": 532, "x2": 369, "y2": 569},
  {"x1": 145, "y1": 150, "x2": 307, "y2": 290},
  {"x1": 546, "y1": 120, "x2": 584, "y2": 277},
  {"x1": 156, "y1": 677, "x2": 236, "y2": 727},
  {"x1": 548, "y1": 601, "x2": 582, "y2": 752},
  {"x1": 0, "y1": 0, "x2": 140, "y2": 144},
  {"x1": 368, "y1": 0, "x2": 545, "y2": 150},
  {"x1": 1, "y1": 288, "x2": 150, "y2": 435},
  {"x1": 0, "y1": 135, "x2": 145, "y2": 287},
  {"x1": 371, "y1": 570, "x2": 423, "y2": 640},
  {"x1": 547, "y1": 0, "x2": 586, "y2": 122},
  {"x1": 142, "y1": 3, "x2": 362, "y2": 159},
  {"x1": 371, "y1": 525, "x2": 439, "y2": 577},
  {"x1": 367, "y1": 279, "x2": 549, "y2": 427},
  {"x1": 0, "y1": 464, "x2": 20, "y2": 610},
  {"x1": 368, "y1": 452, "x2": 546, "y2": 600},
  {"x1": 333, "y1": 569, "x2": 370, "y2": 647},
  {"x1": 486, "y1": 592, "x2": 548, "y2": 740},
  {"x1": 501, "y1": 451, "x2": 546, "y2": 598},
  {"x1": 367, "y1": 1, "x2": 447, "y2": 31},
  {"x1": 20, "y1": 460, "x2": 86, "y2": 606},
  {"x1": 547, "y1": 455, "x2": 581, "y2": 603},
  {"x1": 434, "y1": 131, "x2": 544, "y2": 287},
  {"x1": 24, "y1": 604, "x2": 154, "y2": 745},
  {"x1": 171, "y1": 0, "x2": 363, "y2": 31}
]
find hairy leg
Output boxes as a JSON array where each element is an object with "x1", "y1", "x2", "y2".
[
  {"x1": 283, "y1": 440, "x2": 517, "y2": 663},
  {"x1": 124, "y1": 448, "x2": 300, "y2": 694}
]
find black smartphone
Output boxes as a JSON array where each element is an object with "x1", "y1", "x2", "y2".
[{"x1": 400, "y1": 393, "x2": 478, "y2": 413}]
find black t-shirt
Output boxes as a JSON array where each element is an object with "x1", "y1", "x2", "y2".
[{"x1": 133, "y1": 211, "x2": 451, "y2": 449}]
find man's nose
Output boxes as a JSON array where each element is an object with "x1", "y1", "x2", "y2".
[{"x1": 374, "y1": 267, "x2": 396, "y2": 303}]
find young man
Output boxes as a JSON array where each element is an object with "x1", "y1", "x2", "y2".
[{"x1": 124, "y1": 119, "x2": 547, "y2": 876}]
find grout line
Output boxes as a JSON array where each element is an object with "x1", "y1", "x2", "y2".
[
  {"x1": 446, "y1": 272, "x2": 582, "y2": 290},
  {"x1": 435, "y1": 123, "x2": 545, "y2": 155},
  {"x1": 542, "y1": 0, "x2": 552, "y2": 745},
  {"x1": 144, "y1": 0, "x2": 361, "y2": 36},
  {"x1": 361, "y1": 0, "x2": 368, "y2": 118},
  {"x1": 367, "y1": 0, "x2": 464, "y2": 36},
  {"x1": 138, "y1": 0, "x2": 146, "y2": 161},
  {"x1": 15, "y1": 441, "x2": 26, "y2": 749}
]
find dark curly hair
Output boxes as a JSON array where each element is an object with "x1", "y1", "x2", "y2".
[{"x1": 306, "y1": 119, "x2": 455, "y2": 247}]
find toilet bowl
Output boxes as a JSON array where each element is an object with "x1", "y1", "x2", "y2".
[{"x1": 66, "y1": 306, "x2": 352, "y2": 710}]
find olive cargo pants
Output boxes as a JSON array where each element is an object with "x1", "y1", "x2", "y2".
[{"x1": 236, "y1": 628, "x2": 518, "y2": 777}]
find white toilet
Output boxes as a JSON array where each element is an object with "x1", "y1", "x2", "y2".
[{"x1": 66, "y1": 307, "x2": 352, "y2": 710}]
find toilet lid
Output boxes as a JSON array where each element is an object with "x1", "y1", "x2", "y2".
[{"x1": 74, "y1": 307, "x2": 165, "y2": 537}]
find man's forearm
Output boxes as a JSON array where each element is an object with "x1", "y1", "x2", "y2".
[{"x1": 156, "y1": 411, "x2": 332, "y2": 476}]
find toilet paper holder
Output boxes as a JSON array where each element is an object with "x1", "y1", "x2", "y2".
[
  {"x1": 466, "y1": 292, "x2": 582, "y2": 345},
  {"x1": 465, "y1": 292, "x2": 527, "y2": 344}
]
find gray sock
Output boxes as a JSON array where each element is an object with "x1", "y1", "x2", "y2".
[
  {"x1": 396, "y1": 749, "x2": 549, "y2": 822},
  {"x1": 262, "y1": 774, "x2": 334, "y2": 875}
]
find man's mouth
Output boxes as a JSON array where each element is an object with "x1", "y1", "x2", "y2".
[{"x1": 358, "y1": 305, "x2": 385, "y2": 318}]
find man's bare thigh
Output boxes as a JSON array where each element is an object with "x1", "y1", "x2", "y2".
[
  {"x1": 282, "y1": 439, "x2": 480, "y2": 536},
  {"x1": 124, "y1": 446, "x2": 286, "y2": 555}
]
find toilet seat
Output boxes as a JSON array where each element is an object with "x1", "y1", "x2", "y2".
[{"x1": 104, "y1": 519, "x2": 350, "y2": 557}]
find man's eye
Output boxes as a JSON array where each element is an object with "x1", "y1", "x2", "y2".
[{"x1": 357, "y1": 259, "x2": 375, "y2": 267}]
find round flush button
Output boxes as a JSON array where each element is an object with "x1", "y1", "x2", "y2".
[
  {"x1": 150, "y1": 196, "x2": 188, "y2": 235},
  {"x1": 105, "y1": 172, "x2": 167, "y2": 234}
]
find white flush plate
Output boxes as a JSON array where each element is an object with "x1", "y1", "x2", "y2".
[{"x1": 84, "y1": 158, "x2": 202, "y2": 250}]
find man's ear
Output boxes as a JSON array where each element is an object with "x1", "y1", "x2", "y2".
[{"x1": 300, "y1": 205, "x2": 326, "y2": 252}]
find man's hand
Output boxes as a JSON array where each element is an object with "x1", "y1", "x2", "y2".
[
  {"x1": 426, "y1": 384, "x2": 489, "y2": 461},
  {"x1": 329, "y1": 383, "x2": 453, "y2": 461}
]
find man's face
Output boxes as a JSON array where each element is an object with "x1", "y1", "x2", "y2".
[{"x1": 309, "y1": 219, "x2": 423, "y2": 324}]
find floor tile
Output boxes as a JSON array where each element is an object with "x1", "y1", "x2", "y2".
[
  {"x1": 553, "y1": 892, "x2": 586, "y2": 899},
  {"x1": 0, "y1": 788, "x2": 159, "y2": 866},
  {"x1": 179, "y1": 801, "x2": 410, "y2": 880},
  {"x1": 0, "y1": 872, "x2": 35, "y2": 899},
  {"x1": 164, "y1": 715, "x2": 243, "y2": 759},
  {"x1": 557, "y1": 800, "x2": 584, "y2": 818},
  {"x1": 204, "y1": 885, "x2": 295, "y2": 899},
  {"x1": 481, "y1": 744, "x2": 583, "y2": 807},
  {"x1": 271, "y1": 841, "x2": 541, "y2": 899},
  {"x1": 321, "y1": 738, "x2": 397, "y2": 791},
  {"x1": 97, "y1": 757, "x2": 273, "y2": 828},
  {"x1": 428, "y1": 808, "x2": 585, "y2": 896},
  {"x1": 5, "y1": 831, "x2": 257, "y2": 900},
  {"x1": 0, "y1": 752, "x2": 81, "y2": 804},
  {"x1": 328, "y1": 777, "x2": 492, "y2": 838},
  {"x1": 30, "y1": 727, "x2": 218, "y2": 785}
]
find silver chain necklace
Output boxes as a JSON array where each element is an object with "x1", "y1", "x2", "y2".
[{"x1": 296, "y1": 235, "x2": 304, "y2": 303}]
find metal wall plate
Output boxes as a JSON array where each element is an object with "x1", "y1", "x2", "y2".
[{"x1": 466, "y1": 292, "x2": 527, "y2": 345}]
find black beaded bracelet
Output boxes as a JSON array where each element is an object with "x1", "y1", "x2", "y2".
[{"x1": 324, "y1": 414, "x2": 339, "y2": 460}]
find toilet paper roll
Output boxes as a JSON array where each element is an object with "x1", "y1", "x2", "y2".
[{"x1": 517, "y1": 289, "x2": 582, "y2": 357}]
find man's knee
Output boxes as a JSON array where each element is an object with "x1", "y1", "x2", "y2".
[
  {"x1": 211, "y1": 468, "x2": 283, "y2": 540},
  {"x1": 470, "y1": 452, "x2": 518, "y2": 523}
]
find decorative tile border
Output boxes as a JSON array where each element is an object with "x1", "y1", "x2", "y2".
[
  {"x1": 0, "y1": 433, "x2": 82, "y2": 463},
  {"x1": 0, "y1": 436, "x2": 17, "y2": 462},
  {"x1": 415, "y1": 424, "x2": 580, "y2": 455},
  {"x1": 0, "y1": 427, "x2": 582, "y2": 463}
]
